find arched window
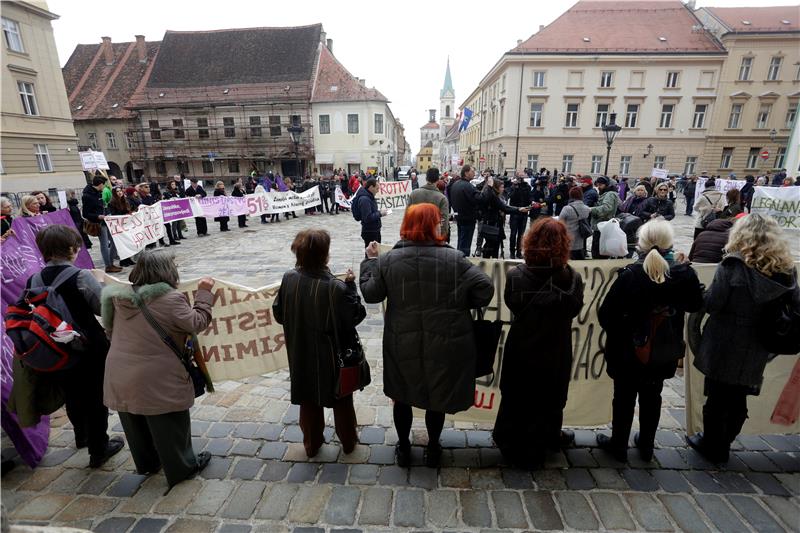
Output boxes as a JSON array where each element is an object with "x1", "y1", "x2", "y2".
[{"x1": 445, "y1": 105, "x2": 450, "y2": 117}]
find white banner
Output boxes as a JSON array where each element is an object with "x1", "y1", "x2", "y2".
[
  {"x1": 263, "y1": 186, "x2": 321, "y2": 214},
  {"x1": 335, "y1": 186, "x2": 354, "y2": 209},
  {"x1": 105, "y1": 204, "x2": 166, "y2": 259},
  {"x1": 651, "y1": 168, "x2": 668, "y2": 180},
  {"x1": 694, "y1": 177, "x2": 747, "y2": 206},
  {"x1": 750, "y1": 186, "x2": 800, "y2": 231},
  {"x1": 79, "y1": 150, "x2": 109, "y2": 171},
  {"x1": 335, "y1": 181, "x2": 412, "y2": 211}
]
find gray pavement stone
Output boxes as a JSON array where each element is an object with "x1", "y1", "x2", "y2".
[
  {"x1": 348, "y1": 464, "x2": 379, "y2": 485},
  {"x1": 591, "y1": 492, "x2": 637, "y2": 531},
  {"x1": 378, "y1": 465, "x2": 409, "y2": 486},
  {"x1": 591, "y1": 448, "x2": 628, "y2": 469},
  {"x1": 409, "y1": 466, "x2": 438, "y2": 489},
  {"x1": 358, "y1": 487, "x2": 393, "y2": 526},
  {"x1": 290, "y1": 528, "x2": 323, "y2": 533},
  {"x1": 324, "y1": 485, "x2": 360, "y2": 525},
  {"x1": 762, "y1": 434, "x2": 800, "y2": 452},
  {"x1": 501, "y1": 468, "x2": 534, "y2": 489},
  {"x1": 573, "y1": 428, "x2": 597, "y2": 447},
  {"x1": 282, "y1": 404, "x2": 300, "y2": 424},
  {"x1": 622, "y1": 469, "x2": 659, "y2": 492},
  {"x1": 564, "y1": 468, "x2": 595, "y2": 490},
  {"x1": 230, "y1": 440, "x2": 260, "y2": 457},
  {"x1": 735, "y1": 451, "x2": 781, "y2": 472},
  {"x1": 205, "y1": 438, "x2": 234, "y2": 456},
  {"x1": 426, "y1": 490, "x2": 459, "y2": 528},
  {"x1": 625, "y1": 493, "x2": 674, "y2": 532},
  {"x1": 745, "y1": 472, "x2": 792, "y2": 496},
  {"x1": 652, "y1": 469, "x2": 693, "y2": 493},
  {"x1": 253, "y1": 423, "x2": 283, "y2": 440},
  {"x1": 658, "y1": 494, "x2": 711, "y2": 533},
  {"x1": 479, "y1": 447, "x2": 503, "y2": 467},
  {"x1": 712, "y1": 471, "x2": 756, "y2": 493},
  {"x1": 683, "y1": 470, "x2": 726, "y2": 493},
  {"x1": 287, "y1": 462, "x2": 319, "y2": 483},
  {"x1": 191, "y1": 420, "x2": 210, "y2": 437},
  {"x1": 283, "y1": 425, "x2": 304, "y2": 443},
  {"x1": 656, "y1": 430, "x2": 684, "y2": 447},
  {"x1": 737, "y1": 434, "x2": 772, "y2": 451},
  {"x1": 556, "y1": 491, "x2": 599, "y2": 531},
  {"x1": 131, "y1": 518, "x2": 169, "y2": 533},
  {"x1": 260, "y1": 460, "x2": 291, "y2": 482},
  {"x1": 775, "y1": 472, "x2": 800, "y2": 495},
  {"x1": 523, "y1": 490, "x2": 564, "y2": 531},
  {"x1": 187, "y1": 480, "x2": 235, "y2": 516},
  {"x1": 469, "y1": 468, "x2": 503, "y2": 489},
  {"x1": 192, "y1": 437, "x2": 209, "y2": 452},
  {"x1": 590, "y1": 467, "x2": 629, "y2": 490},
  {"x1": 491, "y1": 490, "x2": 528, "y2": 529},
  {"x1": 50, "y1": 469, "x2": 91, "y2": 493},
  {"x1": 440, "y1": 429, "x2": 467, "y2": 448},
  {"x1": 319, "y1": 463, "x2": 348, "y2": 484},
  {"x1": 95, "y1": 516, "x2": 137, "y2": 533},
  {"x1": 200, "y1": 457, "x2": 233, "y2": 479},
  {"x1": 764, "y1": 451, "x2": 799, "y2": 472},
  {"x1": 232, "y1": 422, "x2": 259, "y2": 439},
  {"x1": 439, "y1": 467, "x2": 470, "y2": 488},
  {"x1": 393, "y1": 489, "x2": 425, "y2": 528},
  {"x1": 680, "y1": 449, "x2": 717, "y2": 470},
  {"x1": 165, "y1": 518, "x2": 219, "y2": 532},
  {"x1": 727, "y1": 494, "x2": 787, "y2": 533},
  {"x1": 368, "y1": 445, "x2": 396, "y2": 465},
  {"x1": 107, "y1": 473, "x2": 147, "y2": 498},
  {"x1": 565, "y1": 448, "x2": 597, "y2": 467},
  {"x1": 694, "y1": 494, "x2": 750, "y2": 533},
  {"x1": 761, "y1": 495, "x2": 800, "y2": 531},
  {"x1": 450, "y1": 448, "x2": 480, "y2": 468},
  {"x1": 230, "y1": 458, "x2": 263, "y2": 480},
  {"x1": 207, "y1": 422, "x2": 236, "y2": 438},
  {"x1": 258, "y1": 442, "x2": 287, "y2": 460},
  {"x1": 78, "y1": 472, "x2": 116, "y2": 495},
  {"x1": 255, "y1": 484, "x2": 298, "y2": 520},
  {"x1": 38, "y1": 447, "x2": 76, "y2": 467},
  {"x1": 532, "y1": 469, "x2": 567, "y2": 490},
  {"x1": 466, "y1": 430, "x2": 493, "y2": 447},
  {"x1": 460, "y1": 490, "x2": 492, "y2": 528},
  {"x1": 218, "y1": 525, "x2": 252, "y2": 533},
  {"x1": 654, "y1": 448, "x2": 690, "y2": 469},
  {"x1": 359, "y1": 426, "x2": 385, "y2": 445},
  {"x1": 221, "y1": 480, "x2": 266, "y2": 519}
]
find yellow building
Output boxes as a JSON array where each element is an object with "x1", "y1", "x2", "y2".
[
  {"x1": 416, "y1": 140, "x2": 433, "y2": 173},
  {"x1": 695, "y1": 6, "x2": 799, "y2": 175},
  {"x1": 1, "y1": 0, "x2": 84, "y2": 194}
]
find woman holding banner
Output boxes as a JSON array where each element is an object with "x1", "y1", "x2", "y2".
[
  {"x1": 493, "y1": 218, "x2": 585, "y2": 468},
  {"x1": 163, "y1": 180, "x2": 187, "y2": 241},
  {"x1": 689, "y1": 214, "x2": 798, "y2": 463},
  {"x1": 597, "y1": 220, "x2": 703, "y2": 462},
  {"x1": 360, "y1": 204, "x2": 494, "y2": 467},
  {"x1": 213, "y1": 181, "x2": 230, "y2": 232}
]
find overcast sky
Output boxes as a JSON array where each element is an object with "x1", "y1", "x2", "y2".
[{"x1": 49, "y1": 0, "x2": 796, "y2": 156}]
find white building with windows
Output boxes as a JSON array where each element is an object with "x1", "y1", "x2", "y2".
[
  {"x1": 459, "y1": 0, "x2": 727, "y2": 177},
  {"x1": 1, "y1": 1, "x2": 84, "y2": 193},
  {"x1": 311, "y1": 46, "x2": 398, "y2": 176}
]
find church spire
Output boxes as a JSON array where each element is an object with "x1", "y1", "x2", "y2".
[{"x1": 440, "y1": 57, "x2": 453, "y2": 98}]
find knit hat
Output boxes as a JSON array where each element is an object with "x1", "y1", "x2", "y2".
[{"x1": 595, "y1": 176, "x2": 610, "y2": 186}]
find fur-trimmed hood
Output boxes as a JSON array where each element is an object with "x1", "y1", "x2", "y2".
[{"x1": 101, "y1": 282, "x2": 174, "y2": 332}]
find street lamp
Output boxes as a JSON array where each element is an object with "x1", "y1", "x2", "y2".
[
  {"x1": 602, "y1": 113, "x2": 622, "y2": 176},
  {"x1": 287, "y1": 125, "x2": 304, "y2": 178}
]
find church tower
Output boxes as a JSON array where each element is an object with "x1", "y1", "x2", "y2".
[{"x1": 439, "y1": 58, "x2": 455, "y2": 137}]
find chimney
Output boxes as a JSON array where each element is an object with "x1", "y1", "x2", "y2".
[
  {"x1": 429, "y1": 109, "x2": 436, "y2": 123},
  {"x1": 101, "y1": 36, "x2": 113, "y2": 65},
  {"x1": 326, "y1": 38, "x2": 333, "y2": 53},
  {"x1": 135, "y1": 35, "x2": 146, "y2": 63},
  {"x1": 538, "y1": 24, "x2": 544, "y2": 32}
]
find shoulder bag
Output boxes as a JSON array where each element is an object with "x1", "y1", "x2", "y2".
[
  {"x1": 134, "y1": 292, "x2": 209, "y2": 397},
  {"x1": 329, "y1": 281, "x2": 371, "y2": 398},
  {"x1": 569, "y1": 205, "x2": 593, "y2": 239},
  {"x1": 83, "y1": 220, "x2": 101, "y2": 237},
  {"x1": 473, "y1": 307, "x2": 503, "y2": 377}
]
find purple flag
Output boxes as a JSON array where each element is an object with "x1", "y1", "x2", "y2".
[{"x1": 1, "y1": 209, "x2": 93, "y2": 467}]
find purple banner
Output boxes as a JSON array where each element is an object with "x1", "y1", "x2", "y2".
[
  {"x1": 161, "y1": 198, "x2": 200, "y2": 223},
  {"x1": 1, "y1": 210, "x2": 93, "y2": 467},
  {"x1": 198, "y1": 196, "x2": 248, "y2": 218}
]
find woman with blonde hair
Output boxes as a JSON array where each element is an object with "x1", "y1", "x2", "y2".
[
  {"x1": 597, "y1": 219, "x2": 703, "y2": 461},
  {"x1": 19, "y1": 195, "x2": 41, "y2": 217},
  {"x1": 689, "y1": 214, "x2": 798, "y2": 463}
]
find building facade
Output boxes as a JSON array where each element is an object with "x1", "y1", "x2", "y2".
[
  {"x1": 695, "y1": 6, "x2": 799, "y2": 176},
  {"x1": 460, "y1": 1, "x2": 727, "y2": 178},
  {"x1": 416, "y1": 140, "x2": 433, "y2": 173},
  {"x1": 311, "y1": 44, "x2": 399, "y2": 176},
  {"x1": 1, "y1": 0, "x2": 84, "y2": 194}
]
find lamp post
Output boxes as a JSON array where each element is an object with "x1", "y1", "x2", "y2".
[
  {"x1": 602, "y1": 113, "x2": 622, "y2": 177},
  {"x1": 287, "y1": 125, "x2": 304, "y2": 178}
]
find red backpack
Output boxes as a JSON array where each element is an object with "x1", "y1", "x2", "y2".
[{"x1": 5, "y1": 266, "x2": 88, "y2": 371}]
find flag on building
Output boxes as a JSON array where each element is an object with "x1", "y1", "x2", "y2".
[{"x1": 459, "y1": 108, "x2": 474, "y2": 132}]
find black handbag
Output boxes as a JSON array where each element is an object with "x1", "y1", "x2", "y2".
[
  {"x1": 329, "y1": 282, "x2": 371, "y2": 398},
  {"x1": 473, "y1": 307, "x2": 502, "y2": 377},
  {"x1": 569, "y1": 205, "x2": 592, "y2": 239},
  {"x1": 135, "y1": 292, "x2": 207, "y2": 397},
  {"x1": 480, "y1": 222, "x2": 501, "y2": 239}
]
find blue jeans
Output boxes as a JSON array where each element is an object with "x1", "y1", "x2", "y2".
[
  {"x1": 98, "y1": 224, "x2": 117, "y2": 267},
  {"x1": 457, "y1": 221, "x2": 476, "y2": 257}
]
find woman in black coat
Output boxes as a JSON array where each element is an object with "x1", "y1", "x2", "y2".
[
  {"x1": 641, "y1": 183, "x2": 675, "y2": 221},
  {"x1": 597, "y1": 219, "x2": 703, "y2": 462},
  {"x1": 493, "y1": 218, "x2": 584, "y2": 468},
  {"x1": 479, "y1": 177, "x2": 528, "y2": 258},
  {"x1": 212, "y1": 181, "x2": 230, "y2": 232},
  {"x1": 162, "y1": 180, "x2": 186, "y2": 241},
  {"x1": 273, "y1": 229, "x2": 366, "y2": 458},
  {"x1": 231, "y1": 182, "x2": 248, "y2": 228}
]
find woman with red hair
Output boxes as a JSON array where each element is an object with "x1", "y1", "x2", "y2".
[
  {"x1": 360, "y1": 203, "x2": 494, "y2": 467},
  {"x1": 493, "y1": 218, "x2": 585, "y2": 468}
]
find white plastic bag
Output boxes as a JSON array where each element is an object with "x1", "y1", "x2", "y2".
[{"x1": 597, "y1": 219, "x2": 628, "y2": 257}]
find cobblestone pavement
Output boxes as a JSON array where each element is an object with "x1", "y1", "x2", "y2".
[{"x1": 3, "y1": 203, "x2": 799, "y2": 532}]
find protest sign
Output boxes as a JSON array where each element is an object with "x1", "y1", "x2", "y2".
[
  {"x1": 651, "y1": 168, "x2": 668, "y2": 180},
  {"x1": 105, "y1": 204, "x2": 166, "y2": 260},
  {"x1": 750, "y1": 186, "x2": 800, "y2": 231},
  {"x1": 262, "y1": 186, "x2": 321, "y2": 214},
  {"x1": 198, "y1": 196, "x2": 249, "y2": 218},
  {"x1": 197, "y1": 187, "x2": 321, "y2": 218},
  {"x1": 693, "y1": 177, "x2": 746, "y2": 206},
  {"x1": 160, "y1": 198, "x2": 203, "y2": 223},
  {"x1": 335, "y1": 186, "x2": 353, "y2": 209},
  {"x1": 335, "y1": 182, "x2": 411, "y2": 211},
  {"x1": 78, "y1": 150, "x2": 109, "y2": 171},
  {"x1": 1, "y1": 210, "x2": 93, "y2": 467},
  {"x1": 684, "y1": 263, "x2": 800, "y2": 435}
]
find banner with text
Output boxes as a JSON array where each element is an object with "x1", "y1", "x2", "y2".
[
  {"x1": 693, "y1": 177, "x2": 747, "y2": 206},
  {"x1": 160, "y1": 198, "x2": 203, "y2": 223},
  {"x1": 335, "y1": 181, "x2": 412, "y2": 210},
  {"x1": 198, "y1": 187, "x2": 321, "y2": 218},
  {"x1": 750, "y1": 186, "x2": 800, "y2": 232},
  {"x1": 105, "y1": 204, "x2": 166, "y2": 260}
]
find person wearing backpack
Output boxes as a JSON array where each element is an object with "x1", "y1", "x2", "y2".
[
  {"x1": 559, "y1": 187, "x2": 591, "y2": 260},
  {"x1": 692, "y1": 179, "x2": 724, "y2": 239},
  {"x1": 15, "y1": 225, "x2": 125, "y2": 467},
  {"x1": 596, "y1": 220, "x2": 703, "y2": 462},
  {"x1": 688, "y1": 214, "x2": 798, "y2": 464},
  {"x1": 353, "y1": 178, "x2": 386, "y2": 248}
]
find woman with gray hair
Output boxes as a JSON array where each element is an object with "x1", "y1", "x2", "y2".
[{"x1": 102, "y1": 249, "x2": 216, "y2": 489}]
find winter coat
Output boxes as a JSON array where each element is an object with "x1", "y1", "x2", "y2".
[
  {"x1": 694, "y1": 254, "x2": 798, "y2": 388},
  {"x1": 186, "y1": 184, "x2": 207, "y2": 199},
  {"x1": 559, "y1": 200, "x2": 591, "y2": 251},
  {"x1": 740, "y1": 182, "x2": 754, "y2": 211},
  {"x1": 590, "y1": 189, "x2": 621, "y2": 231},
  {"x1": 481, "y1": 186, "x2": 519, "y2": 238},
  {"x1": 500, "y1": 264, "x2": 584, "y2": 397},
  {"x1": 598, "y1": 260, "x2": 703, "y2": 381},
  {"x1": 66, "y1": 199, "x2": 82, "y2": 229},
  {"x1": 359, "y1": 241, "x2": 494, "y2": 413},
  {"x1": 81, "y1": 184, "x2": 105, "y2": 223},
  {"x1": 354, "y1": 186, "x2": 381, "y2": 232},
  {"x1": 408, "y1": 183, "x2": 449, "y2": 237},
  {"x1": 508, "y1": 181, "x2": 532, "y2": 209},
  {"x1": 273, "y1": 269, "x2": 366, "y2": 407},
  {"x1": 213, "y1": 188, "x2": 229, "y2": 222},
  {"x1": 450, "y1": 178, "x2": 484, "y2": 224},
  {"x1": 683, "y1": 180, "x2": 697, "y2": 198},
  {"x1": 162, "y1": 189, "x2": 183, "y2": 200},
  {"x1": 693, "y1": 189, "x2": 724, "y2": 229},
  {"x1": 621, "y1": 196, "x2": 648, "y2": 219},
  {"x1": 641, "y1": 197, "x2": 675, "y2": 221},
  {"x1": 582, "y1": 187, "x2": 599, "y2": 208},
  {"x1": 101, "y1": 283, "x2": 213, "y2": 415},
  {"x1": 688, "y1": 219, "x2": 733, "y2": 264}
]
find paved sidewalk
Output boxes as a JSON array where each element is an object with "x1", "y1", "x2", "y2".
[{"x1": 3, "y1": 207, "x2": 799, "y2": 532}]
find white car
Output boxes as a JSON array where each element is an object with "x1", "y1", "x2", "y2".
[{"x1": 398, "y1": 166, "x2": 412, "y2": 179}]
